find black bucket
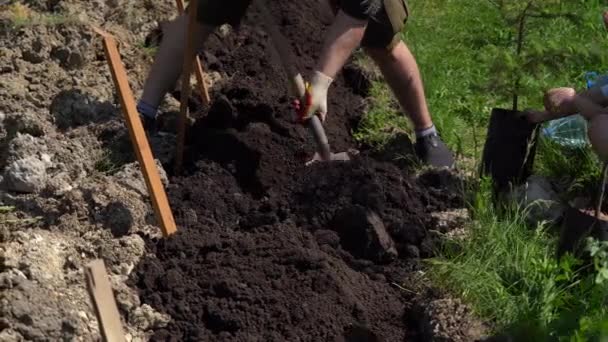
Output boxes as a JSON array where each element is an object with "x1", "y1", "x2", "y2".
[
  {"x1": 557, "y1": 206, "x2": 608, "y2": 258},
  {"x1": 481, "y1": 108, "x2": 540, "y2": 192}
]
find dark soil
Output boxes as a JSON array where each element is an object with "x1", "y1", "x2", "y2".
[{"x1": 129, "y1": 1, "x2": 462, "y2": 341}]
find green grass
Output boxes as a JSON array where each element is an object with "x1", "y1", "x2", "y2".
[
  {"x1": 354, "y1": 0, "x2": 608, "y2": 161},
  {"x1": 428, "y1": 179, "x2": 608, "y2": 340},
  {"x1": 353, "y1": 77, "x2": 411, "y2": 147},
  {"x1": 352, "y1": 0, "x2": 608, "y2": 339},
  {"x1": 94, "y1": 150, "x2": 124, "y2": 175},
  {"x1": 137, "y1": 42, "x2": 159, "y2": 58},
  {"x1": 0, "y1": 205, "x2": 41, "y2": 225}
]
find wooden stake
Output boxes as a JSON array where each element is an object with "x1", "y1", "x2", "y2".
[
  {"x1": 94, "y1": 27, "x2": 177, "y2": 237},
  {"x1": 174, "y1": 0, "x2": 199, "y2": 174},
  {"x1": 175, "y1": 0, "x2": 211, "y2": 106},
  {"x1": 85, "y1": 260, "x2": 126, "y2": 342}
]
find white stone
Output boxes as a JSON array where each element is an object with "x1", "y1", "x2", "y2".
[{"x1": 4, "y1": 156, "x2": 49, "y2": 193}]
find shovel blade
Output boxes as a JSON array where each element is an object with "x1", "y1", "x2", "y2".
[{"x1": 304, "y1": 149, "x2": 357, "y2": 166}]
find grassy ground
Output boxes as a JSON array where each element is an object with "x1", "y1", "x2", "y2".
[{"x1": 354, "y1": 0, "x2": 608, "y2": 339}]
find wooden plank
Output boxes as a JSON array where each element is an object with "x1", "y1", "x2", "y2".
[
  {"x1": 175, "y1": 0, "x2": 185, "y2": 12},
  {"x1": 175, "y1": 0, "x2": 211, "y2": 106},
  {"x1": 174, "y1": 0, "x2": 199, "y2": 174},
  {"x1": 94, "y1": 27, "x2": 177, "y2": 237},
  {"x1": 84, "y1": 260, "x2": 126, "y2": 342}
]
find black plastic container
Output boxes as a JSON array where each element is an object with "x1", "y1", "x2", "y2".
[
  {"x1": 481, "y1": 108, "x2": 540, "y2": 192},
  {"x1": 557, "y1": 206, "x2": 608, "y2": 258}
]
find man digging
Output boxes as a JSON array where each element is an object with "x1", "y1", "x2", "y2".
[
  {"x1": 135, "y1": 1, "x2": 237, "y2": 131},
  {"x1": 136, "y1": 0, "x2": 455, "y2": 168},
  {"x1": 297, "y1": 0, "x2": 454, "y2": 168}
]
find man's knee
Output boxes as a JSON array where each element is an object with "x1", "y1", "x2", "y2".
[{"x1": 364, "y1": 39, "x2": 404, "y2": 61}]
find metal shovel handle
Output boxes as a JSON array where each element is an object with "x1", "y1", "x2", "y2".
[{"x1": 255, "y1": 0, "x2": 333, "y2": 160}]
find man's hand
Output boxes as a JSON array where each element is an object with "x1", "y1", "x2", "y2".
[
  {"x1": 544, "y1": 87, "x2": 577, "y2": 115},
  {"x1": 293, "y1": 71, "x2": 333, "y2": 123}
]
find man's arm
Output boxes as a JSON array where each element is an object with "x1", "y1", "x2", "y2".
[
  {"x1": 300, "y1": 10, "x2": 367, "y2": 121},
  {"x1": 528, "y1": 85, "x2": 608, "y2": 123}
]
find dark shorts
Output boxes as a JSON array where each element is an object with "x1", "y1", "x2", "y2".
[
  {"x1": 196, "y1": 0, "x2": 252, "y2": 27},
  {"x1": 340, "y1": 0, "x2": 409, "y2": 49}
]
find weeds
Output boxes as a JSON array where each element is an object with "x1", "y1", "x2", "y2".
[
  {"x1": 94, "y1": 151, "x2": 123, "y2": 175},
  {"x1": 0, "y1": 205, "x2": 41, "y2": 225},
  {"x1": 535, "y1": 135, "x2": 603, "y2": 199},
  {"x1": 352, "y1": 79, "x2": 410, "y2": 148},
  {"x1": 137, "y1": 41, "x2": 158, "y2": 58},
  {"x1": 1, "y1": 3, "x2": 76, "y2": 27}
]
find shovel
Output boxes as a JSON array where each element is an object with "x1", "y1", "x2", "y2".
[{"x1": 255, "y1": 0, "x2": 352, "y2": 164}]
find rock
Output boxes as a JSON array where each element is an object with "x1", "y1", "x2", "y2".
[
  {"x1": 332, "y1": 205, "x2": 398, "y2": 263},
  {"x1": 102, "y1": 201, "x2": 134, "y2": 237},
  {"x1": 418, "y1": 297, "x2": 488, "y2": 342},
  {"x1": 21, "y1": 38, "x2": 46, "y2": 64},
  {"x1": 509, "y1": 175, "x2": 565, "y2": 226},
  {"x1": 314, "y1": 229, "x2": 340, "y2": 247},
  {"x1": 3, "y1": 155, "x2": 52, "y2": 193},
  {"x1": 113, "y1": 160, "x2": 168, "y2": 197},
  {"x1": 431, "y1": 209, "x2": 470, "y2": 240},
  {"x1": 130, "y1": 304, "x2": 170, "y2": 331},
  {"x1": 6, "y1": 134, "x2": 49, "y2": 163},
  {"x1": 3, "y1": 111, "x2": 47, "y2": 138},
  {"x1": 0, "y1": 329, "x2": 24, "y2": 342},
  {"x1": 50, "y1": 90, "x2": 115, "y2": 130},
  {"x1": 218, "y1": 24, "x2": 232, "y2": 37},
  {"x1": 46, "y1": 171, "x2": 73, "y2": 196},
  {"x1": 50, "y1": 46, "x2": 86, "y2": 70}
]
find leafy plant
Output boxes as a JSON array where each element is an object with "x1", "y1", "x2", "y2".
[{"x1": 482, "y1": 0, "x2": 603, "y2": 112}]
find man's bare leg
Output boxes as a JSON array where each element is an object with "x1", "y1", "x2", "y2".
[
  {"x1": 137, "y1": 14, "x2": 214, "y2": 125},
  {"x1": 365, "y1": 41, "x2": 432, "y2": 131},
  {"x1": 366, "y1": 41, "x2": 454, "y2": 167}
]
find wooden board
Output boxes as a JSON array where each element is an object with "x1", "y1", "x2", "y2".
[
  {"x1": 84, "y1": 260, "x2": 126, "y2": 342},
  {"x1": 94, "y1": 27, "x2": 177, "y2": 237},
  {"x1": 174, "y1": 0, "x2": 199, "y2": 174},
  {"x1": 175, "y1": 0, "x2": 211, "y2": 106}
]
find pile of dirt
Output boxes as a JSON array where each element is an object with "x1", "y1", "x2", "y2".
[
  {"x1": 131, "y1": 152, "x2": 458, "y2": 340},
  {"x1": 126, "y1": 1, "x2": 467, "y2": 340}
]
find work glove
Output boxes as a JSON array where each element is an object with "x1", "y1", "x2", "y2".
[{"x1": 293, "y1": 71, "x2": 333, "y2": 124}]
